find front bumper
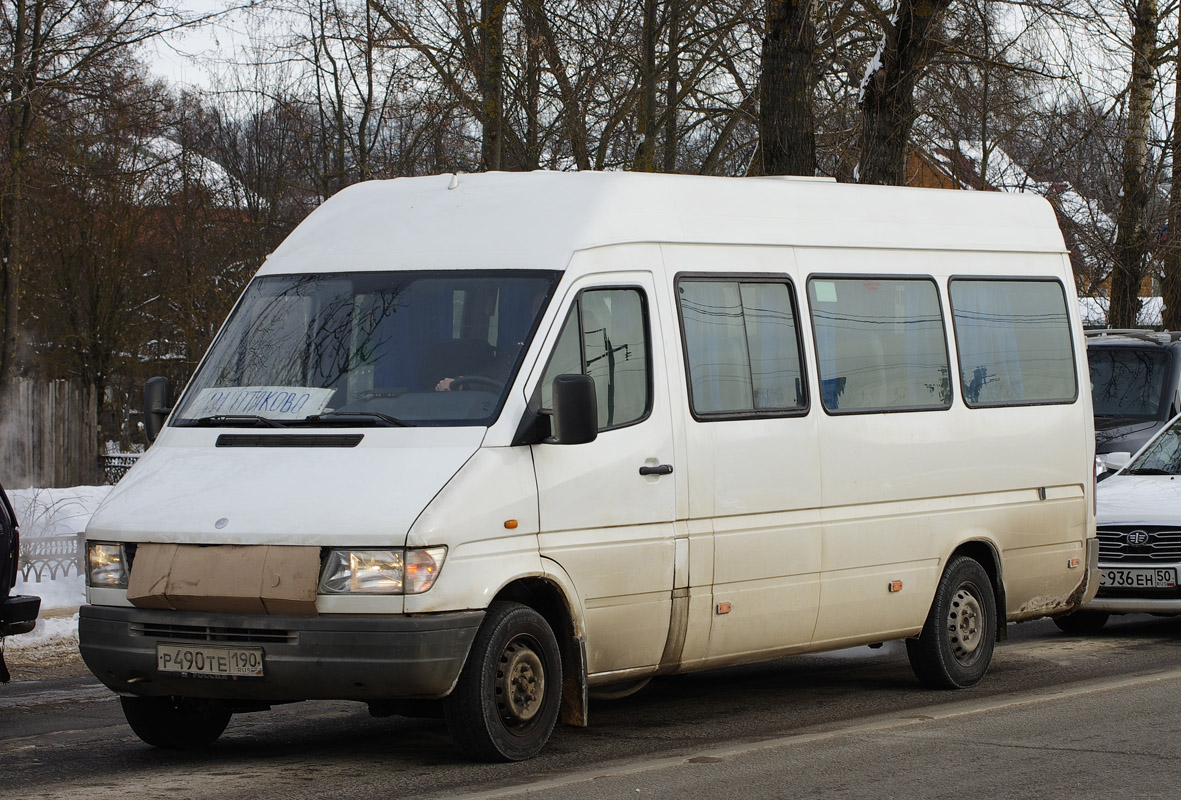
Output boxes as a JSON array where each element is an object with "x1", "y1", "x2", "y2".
[
  {"x1": 1088, "y1": 596, "x2": 1181, "y2": 613},
  {"x1": 79, "y1": 604, "x2": 483, "y2": 702},
  {"x1": 1, "y1": 595, "x2": 41, "y2": 636},
  {"x1": 1085, "y1": 555, "x2": 1181, "y2": 614}
]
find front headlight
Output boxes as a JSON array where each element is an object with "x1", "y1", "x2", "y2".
[
  {"x1": 87, "y1": 542, "x2": 129, "y2": 588},
  {"x1": 318, "y1": 547, "x2": 446, "y2": 595}
]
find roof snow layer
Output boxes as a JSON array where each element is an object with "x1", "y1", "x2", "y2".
[{"x1": 260, "y1": 171, "x2": 1068, "y2": 275}]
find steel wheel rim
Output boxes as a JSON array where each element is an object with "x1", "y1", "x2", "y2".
[
  {"x1": 946, "y1": 583, "x2": 985, "y2": 663},
  {"x1": 495, "y1": 635, "x2": 546, "y2": 726}
]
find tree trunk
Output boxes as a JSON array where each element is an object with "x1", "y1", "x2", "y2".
[
  {"x1": 858, "y1": 0, "x2": 954, "y2": 186},
  {"x1": 662, "y1": 0, "x2": 681, "y2": 173},
  {"x1": 1110, "y1": 0, "x2": 1159, "y2": 329},
  {"x1": 480, "y1": 0, "x2": 506, "y2": 171},
  {"x1": 758, "y1": 0, "x2": 817, "y2": 176},
  {"x1": 634, "y1": 0, "x2": 660, "y2": 172},
  {"x1": 1161, "y1": 7, "x2": 1181, "y2": 330},
  {"x1": 523, "y1": 3, "x2": 541, "y2": 170},
  {"x1": 1, "y1": 0, "x2": 40, "y2": 391},
  {"x1": 519, "y1": 0, "x2": 591, "y2": 169}
]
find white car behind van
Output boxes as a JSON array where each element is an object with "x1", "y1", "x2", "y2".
[{"x1": 1056, "y1": 411, "x2": 1181, "y2": 633}]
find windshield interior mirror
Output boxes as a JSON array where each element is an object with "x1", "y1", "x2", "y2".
[
  {"x1": 549, "y1": 374, "x2": 597, "y2": 445},
  {"x1": 144, "y1": 376, "x2": 174, "y2": 442}
]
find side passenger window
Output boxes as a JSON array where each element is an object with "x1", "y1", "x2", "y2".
[
  {"x1": 949, "y1": 279, "x2": 1077, "y2": 406},
  {"x1": 809, "y1": 277, "x2": 951, "y2": 413},
  {"x1": 678, "y1": 279, "x2": 806, "y2": 416},
  {"x1": 540, "y1": 288, "x2": 650, "y2": 430}
]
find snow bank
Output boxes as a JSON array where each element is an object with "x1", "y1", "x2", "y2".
[
  {"x1": 7, "y1": 486, "x2": 110, "y2": 655},
  {"x1": 4, "y1": 613, "x2": 79, "y2": 651},
  {"x1": 16, "y1": 573, "x2": 85, "y2": 611}
]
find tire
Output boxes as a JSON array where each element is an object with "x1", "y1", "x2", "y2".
[
  {"x1": 1052, "y1": 610, "x2": 1110, "y2": 635},
  {"x1": 906, "y1": 556, "x2": 997, "y2": 689},
  {"x1": 444, "y1": 601, "x2": 562, "y2": 762},
  {"x1": 120, "y1": 696, "x2": 231, "y2": 749}
]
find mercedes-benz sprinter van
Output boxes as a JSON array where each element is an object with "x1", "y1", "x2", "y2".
[{"x1": 79, "y1": 172, "x2": 1098, "y2": 761}]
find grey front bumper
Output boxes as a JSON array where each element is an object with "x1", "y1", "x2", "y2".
[
  {"x1": 79, "y1": 604, "x2": 483, "y2": 702},
  {"x1": 1087, "y1": 597, "x2": 1181, "y2": 613}
]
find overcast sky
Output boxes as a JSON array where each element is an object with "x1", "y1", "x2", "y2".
[{"x1": 147, "y1": 1, "x2": 242, "y2": 89}]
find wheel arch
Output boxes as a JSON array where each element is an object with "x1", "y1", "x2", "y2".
[
  {"x1": 947, "y1": 538, "x2": 1008, "y2": 642},
  {"x1": 492, "y1": 575, "x2": 588, "y2": 728}
]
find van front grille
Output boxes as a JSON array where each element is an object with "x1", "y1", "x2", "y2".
[
  {"x1": 1097, "y1": 526, "x2": 1181, "y2": 562},
  {"x1": 130, "y1": 621, "x2": 296, "y2": 645}
]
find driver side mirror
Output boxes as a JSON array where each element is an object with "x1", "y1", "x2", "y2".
[
  {"x1": 1099, "y1": 451, "x2": 1131, "y2": 474},
  {"x1": 143, "y1": 376, "x2": 174, "y2": 443},
  {"x1": 548, "y1": 374, "x2": 597, "y2": 445}
]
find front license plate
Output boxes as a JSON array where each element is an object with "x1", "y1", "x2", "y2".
[
  {"x1": 156, "y1": 644, "x2": 264, "y2": 678},
  {"x1": 1100, "y1": 568, "x2": 1177, "y2": 589}
]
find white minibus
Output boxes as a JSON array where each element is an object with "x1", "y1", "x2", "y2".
[{"x1": 79, "y1": 172, "x2": 1098, "y2": 761}]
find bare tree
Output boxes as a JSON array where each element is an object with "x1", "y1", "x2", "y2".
[
  {"x1": 480, "y1": 0, "x2": 507, "y2": 168},
  {"x1": 0, "y1": 1, "x2": 206, "y2": 392},
  {"x1": 758, "y1": 0, "x2": 817, "y2": 176},
  {"x1": 23, "y1": 72, "x2": 167, "y2": 423},
  {"x1": 857, "y1": 0, "x2": 956, "y2": 185},
  {"x1": 1162, "y1": 7, "x2": 1181, "y2": 328},
  {"x1": 1110, "y1": 0, "x2": 1161, "y2": 328}
]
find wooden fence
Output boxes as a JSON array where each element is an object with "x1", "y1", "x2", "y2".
[{"x1": 1, "y1": 380, "x2": 100, "y2": 488}]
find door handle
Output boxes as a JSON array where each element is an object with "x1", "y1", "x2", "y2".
[{"x1": 639, "y1": 464, "x2": 674, "y2": 476}]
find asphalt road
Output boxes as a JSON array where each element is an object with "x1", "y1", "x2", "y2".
[{"x1": 3, "y1": 615, "x2": 1181, "y2": 799}]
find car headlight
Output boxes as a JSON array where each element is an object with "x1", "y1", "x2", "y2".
[
  {"x1": 318, "y1": 547, "x2": 446, "y2": 595},
  {"x1": 87, "y1": 542, "x2": 129, "y2": 588}
]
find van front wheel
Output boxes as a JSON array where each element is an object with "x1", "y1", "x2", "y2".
[
  {"x1": 906, "y1": 556, "x2": 997, "y2": 689},
  {"x1": 120, "y1": 696, "x2": 231, "y2": 748},
  {"x1": 444, "y1": 601, "x2": 562, "y2": 761}
]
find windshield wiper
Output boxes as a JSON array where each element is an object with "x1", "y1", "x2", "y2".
[
  {"x1": 303, "y1": 411, "x2": 413, "y2": 427},
  {"x1": 1127, "y1": 467, "x2": 1174, "y2": 476},
  {"x1": 194, "y1": 414, "x2": 286, "y2": 428}
]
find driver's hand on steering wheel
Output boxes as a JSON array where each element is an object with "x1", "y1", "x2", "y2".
[{"x1": 436, "y1": 377, "x2": 456, "y2": 391}]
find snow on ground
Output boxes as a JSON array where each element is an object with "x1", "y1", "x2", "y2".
[{"x1": 6, "y1": 486, "x2": 110, "y2": 659}]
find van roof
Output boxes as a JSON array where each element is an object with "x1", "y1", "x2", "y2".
[{"x1": 260, "y1": 171, "x2": 1068, "y2": 275}]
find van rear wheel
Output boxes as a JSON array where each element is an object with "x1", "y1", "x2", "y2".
[
  {"x1": 906, "y1": 556, "x2": 997, "y2": 689},
  {"x1": 120, "y1": 696, "x2": 231, "y2": 748},
  {"x1": 444, "y1": 601, "x2": 562, "y2": 761}
]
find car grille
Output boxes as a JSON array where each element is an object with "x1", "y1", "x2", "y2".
[
  {"x1": 1097, "y1": 526, "x2": 1181, "y2": 562},
  {"x1": 130, "y1": 621, "x2": 297, "y2": 645}
]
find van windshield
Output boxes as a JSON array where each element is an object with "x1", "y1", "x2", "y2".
[
  {"x1": 172, "y1": 270, "x2": 559, "y2": 428},
  {"x1": 1089, "y1": 347, "x2": 1169, "y2": 421}
]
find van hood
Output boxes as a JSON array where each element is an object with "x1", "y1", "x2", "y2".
[
  {"x1": 1096, "y1": 474, "x2": 1181, "y2": 526},
  {"x1": 85, "y1": 428, "x2": 486, "y2": 546}
]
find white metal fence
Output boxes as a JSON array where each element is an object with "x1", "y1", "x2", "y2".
[{"x1": 18, "y1": 532, "x2": 86, "y2": 582}]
